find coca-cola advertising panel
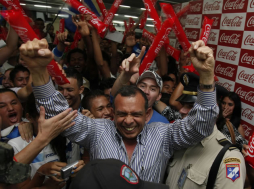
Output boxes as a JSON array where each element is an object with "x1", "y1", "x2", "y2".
[
  {"x1": 241, "y1": 102, "x2": 254, "y2": 126},
  {"x1": 247, "y1": 0, "x2": 254, "y2": 12},
  {"x1": 245, "y1": 12, "x2": 254, "y2": 31},
  {"x1": 222, "y1": 0, "x2": 248, "y2": 13},
  {"x1": 216, "y1": 76, "x2": 235, "y2": 91},
  {"x1": 241, "y1": 31, "x2": 254, "y2": 50},
  {"x1": 202, "y1": 0, "x2": 223, "y2": 14},
  {"x1": 242, "y1": 120, "x2": 254, "y2": 139},
  {"x1": 235, "y1": 82, "x2": 254, "y2": 107},
  {"x1": 172, "y1": 4, "x2": 182, "y2": 14},
  {"x1": 207, "y1": 29, "x2": 220, "y2": 45},
  {"x1": 215, "y1": 61, "x2": 238, "y2": 81},
  {"x1": 236, "y1": 66, "x2": 254, "y2": 86},
  {"x1": 185, "y1": 14, "x2": 202, "y2": 28},
  {"x1": 207, "y1": 44, "x2": 218, "y2": 59},
  {"x1": 184, "y1": 28, "x2": 200, "y2": 41},
  {"x1": 189, "y1": 0, "x2": 203, "y2": 14},
  {"x1": 220, "y1": 13, "x2": 246, "y2": 31},
  {"x1": 216, "y1": 45, "x2": 241, "y2": 65},
  {"x1": 202, "y1": 14, "x2": 222, "y2": 29},
  {"x1": 239, "y1": 49, "x2": 254, "y2": 69},
  {"x1": 218, "y1": 30, "x2": 243, "y2": 48},
  {"x1": 179, "y1": 15, "x2": 187, "y2": 26}
]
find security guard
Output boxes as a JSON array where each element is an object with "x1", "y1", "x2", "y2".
[{"x1": 166, "y1": 73, "x2": 246, "y2": 189}]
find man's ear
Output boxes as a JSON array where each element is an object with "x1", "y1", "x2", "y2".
[
  {"x1": 156, "y1": 92, "x2": 162, "y2": 101},
  {"x1": 79, "y1": 86, "x2": 85, "y2": 95},
  {"x1": 145, "y1": 108, "x2": 152, "y2": 123}
]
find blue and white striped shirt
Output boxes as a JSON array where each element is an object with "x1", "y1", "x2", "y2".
[{"x1": 33, "y1": 79, "x2": 219, "y2": 183}]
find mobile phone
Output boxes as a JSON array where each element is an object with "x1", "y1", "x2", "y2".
[
  {"x1": 65, "y1": 34, "x2": 74, "y2": 42},
  {"x1": 61, "y1": 160, "x2": 79, "y2": 179}
]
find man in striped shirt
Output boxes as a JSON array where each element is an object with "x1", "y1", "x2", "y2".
[{"x1": 19, "y1": 39, "x2": 218, "y2": 183}]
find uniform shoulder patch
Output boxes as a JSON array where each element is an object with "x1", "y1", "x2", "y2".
[
  {"x1": 120, "y1": 165, "x2": 139, "y2": 184},
  {"x1": 223, "y1": 158, "x2": 241, "y2": 164},
  {"x1": 226, "y1": 164, "x2": 240, "y2": 182}
]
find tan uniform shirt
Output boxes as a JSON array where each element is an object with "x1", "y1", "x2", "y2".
[{"x1": 166, "y1": 126, "x2": 246, "y2": 189}]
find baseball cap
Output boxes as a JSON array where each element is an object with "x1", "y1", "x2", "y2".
[
  {"x1": 70, "y1": 159, "x2": 169, "y2": 189},
  {"x1": 136, "y1": 70, "x2": 163, "y2": 92},
  {"x1": 0, "y1": 142, "x2": 31, "y2": 184}
]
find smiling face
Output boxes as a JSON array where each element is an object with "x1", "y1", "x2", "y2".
[
  {"x1": 114, "y1": 93, "x2": 150, "y2": 141},
  {"x1": 90, "y1": 96, "x2": 113, "y2": 120},
  {"x1": 0, "y1": 92, "x2": 23, "y2": 129},
  {"x1": 13, "y1": 71, "x2": 30, "y2": 88},
  {"x1": 136, "y1": 78, "x2": 161, "y2": 108},
  {"x1": 69, "y1": 52, "x2": 86, "y2": 73},
  {"x1": 2, "y1": 70, "x2": 13, "y2": 88}
]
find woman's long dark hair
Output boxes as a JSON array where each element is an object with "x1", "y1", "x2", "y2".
[
  {"x1": 25, "y1": 93, "x2": 67, "y2": 162},
  {"x1": 221, "y1": 92, "x2": 242, "y2": 129}
]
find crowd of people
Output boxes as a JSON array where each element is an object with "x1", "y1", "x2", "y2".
[{"x1": 0, "y1": 5, "x2": 253, "y2": 189}]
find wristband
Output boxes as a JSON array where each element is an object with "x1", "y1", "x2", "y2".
[
  {"x1": 199, "y1": 82, "x2": 215, "y2": 89},
  {"x1": 53, "y1": 47, "x2": 64, "y2": 58}
]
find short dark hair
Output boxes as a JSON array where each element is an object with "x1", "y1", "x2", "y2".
[
  {"x1": 66, "y1": 48, "x2": 87, "y2": 64},
  {"x1": 162, "y1": 76, "x2": 174, "y2": 83},
  {"x1": 81, "y1": 90, "x2": 106, "y2": 110},
  {"x1": 99, "y1": 78, "x2": 116, "y2": 91},
  {"x1": 0, "y1": 88, "x2": 18, "y2": 98},
  {"x1": 9, "y1": 65, "x2": 30, "y2": 83},
  {"x1": 64, "y1": 67, "x2": 83, "y2": 87},
  {"x1": 113, "y1": 85, "x2": 148, "y2": 111}
]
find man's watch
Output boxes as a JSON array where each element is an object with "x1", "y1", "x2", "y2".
[{"x1": 199, "y1": 82, "x2": 215, "y2": 89}]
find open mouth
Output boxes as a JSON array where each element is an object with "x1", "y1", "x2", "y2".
[
  {"x1": 124, "y1": 127, "x2": 135, "y2": 131},
  {"x1": 8, "y1": 112, "x2": 18, "y2": 123}
]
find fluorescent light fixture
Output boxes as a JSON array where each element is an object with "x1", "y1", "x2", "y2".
[
  {"x1": 147, "y1": 18, "x2": 154, "y2": 21},
  {"x1": 146, "y1": 24, "x2": 154, "y2": 27},
  {"x1": 140, "y1": 8, "x2": 146, "y2": 10},
  {"x1": 113, "y1": 20, "x2": 124, "y2": 24},
  {"x1": 120, "y1": 5, "x2": 130, "y2": 8},
  {"x1": 124, "y1": 15, "x2": 138, "y2": 18},
  {"x1": 20, "y1": 3, "x2": 26, "y2": 5},
  {"x1": 115, "y1": 14, "x2": 119, "y2": 16},
  {"x1": 59, "y1": 7, "x2": 69, "y2": 10},
  {"x1": 55, "y1": 14, "x2": 69, "y2": 18},
  {"x1": 34, "y1": 5, "x2": 52, "y2": 8}
]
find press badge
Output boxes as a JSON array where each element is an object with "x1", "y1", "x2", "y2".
[{"x1": 177, "y1": 168, "x2": 188, "y2": 189}]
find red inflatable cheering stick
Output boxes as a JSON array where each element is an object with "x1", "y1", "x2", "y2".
[
  {"x1": 65, "y1": 0, "x2": 107, "y2": 38},
  {"x1": 245, "y1": 132, "x2": 254, "y2": 168},
  {"x1": 160, "y1": 3, "x2": 191, "y2": 53},
  {"x1": 0, "y1": 9, "x2": 70, "y2": 85},
  {"x1": 199, "y1": 16, "x2": 214, "y2": 45},
  {"x1": 140, "y1": 10, "x2": 148, "y2": 30},
  {"x1": 143, "y1": 0, "x2": 161, "y2": 32},
  {"x1": 139, "y1": 18, "x2": 175, "y2": 75}
]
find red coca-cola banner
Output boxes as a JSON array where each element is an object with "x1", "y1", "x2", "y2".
[
  {"x1": 235, "y1": 82, "x2": 254, "y2": 107},
  {"x1": 1, "y1": 9, "x2": 69, "y2": 85},
  {"x1": 215, "y1": 61, "x2": 238, "y2": 81}
]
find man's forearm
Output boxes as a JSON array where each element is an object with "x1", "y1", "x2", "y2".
[
  {"x1": 31, "y1": 69, "x2": 49, "y2": 87},
  {"x1": 111, "y1": 71, "x2": 131, "y2": 96}
]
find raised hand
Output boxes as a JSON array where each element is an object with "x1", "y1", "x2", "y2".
[
  {"x1": 72, "y1": 14, "x2": 93, "y2": 37},
  {"x1": 57, "y1": 31, "x2": 71, "y2": 46},
  {"x1": 188, "y1": 40, "x2": 215, "y2": 82},
  {"x1": 19, "y1": 38, "x2": 53, "y2": 70},
  {"x1": 121, "y1": 46, "x2": 146, "y2": 77},
  {"x1": 222, "y1": 107, "x2": 233, "y2": 119},
  {"x1": 18, "y1": 122, "x2": 33, "y2": 143},
  {"x1": 81, "y1": 109, "x2": 95, "y2": 119},
  {"x1": 125, "y1": 31, "x2": 136, "y2": 47}
]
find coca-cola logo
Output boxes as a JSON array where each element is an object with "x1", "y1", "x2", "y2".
[
  {"x1": 78, "y1": 6, "x2": 89, "y2": 14},
  {"x1": 204, "y1": 1, "x2": 221, "y2": 11},
  {"x1": 224, "y1": 0, "x2": 245, "y2": 10},
  {"x1": 190, "y1": 3, "x2": 202, "y2": 12},
  {"x1": 174, "y1": 6, "x2": 181, "y2": 13},
  {"x1": 212, "y1": 16, "x2": 220, "y2": 26},
  {"x1": 114, "y1": 0, "x2": 122, "y2": 7},
  {"x1": 241, "y1": 53, "x2": 254, "y2": 65},
  {"x1": 235, "y1": 87, "x2": 254, "y2": 104},
  {"x1": 216, "y1": 81, "x2": 232, "y2": 91},
  {"x1": 244, "y1": 35, "x2": 254, "y2": 46},
  {"x1": 104, "y1": 12, "x2": 114, "y2": 25},
  {"x1": 250, "y1": 0, "x2": 254, "y2": 8},
  {"x1": 242, "y1": 108, "x2": 254, "y2": 121},
  {"x1": 238, "y1": 70, "x2": 254, "y2": 84},
  {"x1": 208, "y1": 32, "x2": 217, "y2": 41},
  {"x1": 155, "y1": 28, "x2": 172, "y2": 54},
  {"x1": 166, "y1": 46, "x2": 174, "y2": 56},
  {"x1": 242, "y1": 124, "x2": 251, "y2": 137},
  {"x1": 222, "y1": 16, "x2": 243, "y2": 27},
  {"x1": 248, "y1": 136, "x2": 254, "y2": 156},
  {"x1": 103, "y1": 9, "x2": 108, "y2": 16},
  {"x1": 186, "y1": 17, "x2": 200, "y2": 25},
  {"x1": 215, "y1": 64, "x2": 235, "y2": 77},
  {"x1": 220, "y1": 33, "x2": 241, "y2": 44},
  {"x1": 247, "y1": 16, "x2": 254, "y2": 27},
  {"x1": 143, "y1": 32, "x2": 154, "y2": 42},
  {"x1": 218, "y1": 49, "x2": 238, "y2": 61},
  {"x1": 11, "y1": 25, "x2": 30, "y2": 42},
  {"x1": 185, "y1": 30, "x2": 198, "y2": 39}
]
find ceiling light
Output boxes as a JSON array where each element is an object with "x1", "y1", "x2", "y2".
[
  {"x1": 113, "y1": 20, "x2": 124, "y2": 24},
  {"x1": 147, "y1": 18, "x2": 154, "y2": 21},
  {"x1": 20, "y1": 3, "x2": 26, "y2": 5},
  {"x1": 120, "y1": 5, "x2": 130, "y2": 8},
  {"x1": 115, "y1": 14, "x2": 119, "y2": 16},
  {"x1": 55, "y1": 14, "x2": 69, "y2": 18},
  {"x1": 146, "y1": 24, "x2": 154, "y2": 27},
  {"x1": 140, "y1": 8, "x2": 146, "y2": 10},
  {"x1": 34, "y1": 5, "x2": 52, "y2": 8},
  {"x1": 124, "y1": 15, "x2": 138, "y2": 18}
]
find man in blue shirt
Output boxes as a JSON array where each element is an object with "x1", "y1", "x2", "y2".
[{"x1": 19, "y1": 39, "x2": 218, "y2": 183}]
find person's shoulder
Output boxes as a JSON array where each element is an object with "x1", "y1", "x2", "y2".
[
  {"x1": 151, "y1": 109, "x2": 169, "y2": 124},
  {"x1": 7, "y1": 136, "x2": 27, "y2": 149}
]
